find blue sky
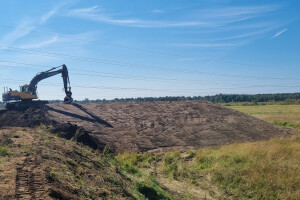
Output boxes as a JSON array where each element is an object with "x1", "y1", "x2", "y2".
[{"x1": 0, "y1": 0, "x2": 299, "y2": 100}]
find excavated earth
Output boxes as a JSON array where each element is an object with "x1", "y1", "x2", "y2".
[{"x1": 0, "y1": 101, "x2": 294, "y2": 152}]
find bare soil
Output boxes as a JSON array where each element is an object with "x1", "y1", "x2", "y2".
[
  {"x1": 0, "y1": 101, "x2": 294, "y2": 152},
  {"x1": 0, "y1": 128, "x2": 134, "y2": 200}
]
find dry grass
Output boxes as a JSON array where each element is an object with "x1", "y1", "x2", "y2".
[{"x1": 199, "y1": 135, "x2": 300, "y2": 199}]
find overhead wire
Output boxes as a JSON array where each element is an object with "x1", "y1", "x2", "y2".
[
  {"x1": 0, "y1": 24, "x2": 299, "y2": 97},
  {"x1": 0, "y1": 77, "x2": 299, "y2": 92},
  {"x1": 0, "y1": 23, "x2": 291, "y2": 71},
  {"x1": 0, "y1": 47, "x2": 299, "y2": 81},
  {"x1": 0, "y1": 63, "x2": 299, "y2": 90}
]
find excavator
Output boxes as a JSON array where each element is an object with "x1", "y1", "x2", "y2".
[{"x1": 2, "y1": 64, "x2": 73, "y2": 110}]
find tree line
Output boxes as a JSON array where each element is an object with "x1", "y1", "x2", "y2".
[
  {"x1": 75, "y1": 93, "x2": 300, "y2": 104},
  {"x1": 1, "y1": 93, "x2": 300, "y2": 108}
]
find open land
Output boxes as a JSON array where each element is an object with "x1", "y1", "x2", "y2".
[
  {"x1": 0, "y1": 101, "x2": 295, "y2": 152},
  {"x1": 0, "y1": 101, "x2": 299, "y2": 199},
  {"x1": 228, "y1": 104, "x2": 300, "y2": 129}
]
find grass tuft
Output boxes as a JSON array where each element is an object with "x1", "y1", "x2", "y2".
[
  {"x1": 136, "y1": 182, "x2": 171, "y2": 200},
  {"x1": 0, "y1": 146, "x2": 9, "y2": 156}
]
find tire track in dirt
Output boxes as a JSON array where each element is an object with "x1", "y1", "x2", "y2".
[{"x1": 15, "y1": 141, "x2": 47, "y2": 199}]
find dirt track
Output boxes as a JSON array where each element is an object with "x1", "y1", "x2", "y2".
[{"x1": 0, "y1": 101, "x2": 294, "y2": 152}]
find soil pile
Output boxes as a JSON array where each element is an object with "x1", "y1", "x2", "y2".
[{"x1": 0, "y1": 101, "x2": 293, "y2": 152}]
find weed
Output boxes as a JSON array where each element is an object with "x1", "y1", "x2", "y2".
[
  {"x1": 0, "y1": 147, "x2": 9, "y2": 156},
  {"x1": 186, "y1": 150, "x2": 196, "y2": 159},
  {"x1": 49, "y1": 170, "x2": 57, "y2": 181},
  {"x1": 136, "y1": 182, "x2": 171, "y2": 200},
  {"x1": 102, "y1": 146, "x2": 114, "y2": 158},
  {"x1": 272, "y1": 121, "x2": 300, "y2": 129},
  {"x1": 80, "y1": 161, "x2": 92, "y2": 168},
  {"x1": 37, "y1": 123, "x2": 46, "y2": 134},
  {"x1": 0, "y1": 134, "x2": 13, "y2": 146},
  {"x1": 162, "y1": 152, "x2": 180, "y2": 179},
  {"x1": 117, "y1": 152, "x2": 157, "y2": 175},
  {"x1": 195, "y1": 154, "x2": 215, "y2": 170},
  {"x1": 19, "y1": 148, "x2": 30, "y2": 154},
  {"x1": 122, "y1": 160, "x2": 139, "y2": 174}
]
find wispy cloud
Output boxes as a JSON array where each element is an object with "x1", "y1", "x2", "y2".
[
  {"x1": 68, "y1": 4, "x2": 280, "y2": 29},
  {"x1": 20, "y1": 31, "x2": 99, "y2": 49},
  {"x1": 152, "y1": 9, "x2": 164, "y2": 13},
  {"x1": 173, "y1": 42, "x2": 244, "y2": 48},
  {"x1": 0, "y1": 20, "x2": 35, "y2": 48},
  {"x1": 271, "y1": 28, "x2": 287, "y2": 39},
  {"x1": 68, "y1": 6, "x2": 207, "y2": 28},
  {"x1": 40, "y1": 7, "x2": 60, "y2": 24},
  {"x1": 199, "y1": 5, "x2": 279, "y2": 19},
  {"x1": 19, "y1": 36, "x2": 58, "y2": 49},
  {"x1": 0, "y1": 5, "x2": 64, "y2": 48}
]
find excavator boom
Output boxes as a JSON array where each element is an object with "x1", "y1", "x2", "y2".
[{"x1": 2, "y1": 64, "x2": 73, "y2": 110}]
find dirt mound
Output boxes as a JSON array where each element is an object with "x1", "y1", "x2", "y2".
[
  {"x1": 0, "y1": 107, "x2": 49, "y2": 127},
  {"x1": 0, "y1": 101, "x2": 294, "y2": 152}
]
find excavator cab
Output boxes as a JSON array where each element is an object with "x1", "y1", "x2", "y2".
[{"x1": 20, "y1": 84, "x2": 30, "y2": 93}]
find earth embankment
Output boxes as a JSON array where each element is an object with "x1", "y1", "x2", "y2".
[{"x1": 0, "y1": 101, "x2": 293, "y2": 152}]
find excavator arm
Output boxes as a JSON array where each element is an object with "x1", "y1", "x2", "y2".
[{"x1": 28, "y1": 64, "x2": 73, "y2": 103}]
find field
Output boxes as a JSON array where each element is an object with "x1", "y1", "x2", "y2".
[
  {"x1": 0, "y1": 102, "x2": 299, "y2": 199},
  {"x1": 228, "y1": 104, "x2": 300, "y2": 129}
]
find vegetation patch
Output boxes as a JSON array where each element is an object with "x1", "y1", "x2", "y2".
[
  {"x1": 272, "y1": 121, "x2": 300, "y2": 129},
  {"x1": 136, "y1": 182, "x2": 171, "y2": 200},
  {"x1": 0, "y1": 134, "x2": 13, "y2": 146},
  {"x1": 0, "y1": 146, "x2": 9, "y2": 156},
  {"x1": 117, "y1": 134, "x2": 300, "y2": 199}
]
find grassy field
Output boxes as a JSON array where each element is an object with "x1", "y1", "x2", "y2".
[
  {"x1": 117, "y1": 135, "x2": 300, "y2": 199},
  {"x1": 228, "y1": 104, "x2": 300, "y2": 129}
]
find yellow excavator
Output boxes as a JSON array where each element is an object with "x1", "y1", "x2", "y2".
[{"x1": 2, "y1": 64, "x2": 73, "y2": 110}]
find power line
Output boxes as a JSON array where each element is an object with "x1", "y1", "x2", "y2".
[
  {"x1": 0, "y1": 77, "x2": 299, "y2": 92},
  {"x1": 0, "y1": 23, "x2": 290, "y2": 71},
  {"x1": 0, "y1": 63, "x2": 278, "y2": 88},
  {"x1": 0, "y1": 24, "x2": 195, "y2": 59},
  {"x1": 0, "y1": 47, "x2": 299, "y2": 81},
  {"x1": 0, "y1": 63, "x2": 299, "y2": 91}
]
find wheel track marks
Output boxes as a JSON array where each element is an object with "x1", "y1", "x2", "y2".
[{"x1": 15, "y1": 141, "x2": 48, "y2": 199}]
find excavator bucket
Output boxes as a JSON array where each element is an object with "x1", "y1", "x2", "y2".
[{"x1": 64, "y1": 96, "x2": 73, "y2": 104}]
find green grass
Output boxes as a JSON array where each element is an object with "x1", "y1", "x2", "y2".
[
  {"x1": 116, "y1": 152, "x2": 173, "y2": 199},
  {"x1": 0, "y1": 146, "x2": 9, "y2": 156},
  {"x1": 228, "y1": 104, "x2": 300, "y2": 130},
  {"x1": 272, "y1": 121, "x2": 300, "y2": 129},
  {"x1": 205, "y1": 135, "x2": 300, "y2": 199},
  {"x1": 136, "y1": 181, "x2": 172, "y2": 200},
  {"x1": 117, "y1": 134, "x2": 300, "y2": 199}
]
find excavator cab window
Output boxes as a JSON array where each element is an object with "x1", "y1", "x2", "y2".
[{"x1": 20, "y1": 85, "x2": 29, "y2": 93}]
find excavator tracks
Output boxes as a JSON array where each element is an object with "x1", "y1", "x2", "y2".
[
  {"x1": 15, "y1": 145, "x2": 47, "y2": 199},
  {"x1": 5, "y1": 100, "x2": 49, "y2": 110}
]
